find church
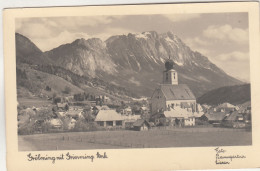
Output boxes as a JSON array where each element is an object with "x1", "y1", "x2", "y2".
[{"x1": 151, "y1": 59, "x2": 197, "y2": 115}]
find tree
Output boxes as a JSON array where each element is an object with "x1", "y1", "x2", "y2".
[
  {"x1": 45, "y1": 85, "x2": 51, "y2": 91},
  {"x1": 53, "y1": 97, "x2": 61, "y2": 104}
]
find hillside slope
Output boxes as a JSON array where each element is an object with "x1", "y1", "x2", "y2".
[
  {"x1": 17, "y1": 65, "x2": 84, "y2": 98},
  {"x1": 197, "y1": 84, "x2": 251, "y2": 105}
]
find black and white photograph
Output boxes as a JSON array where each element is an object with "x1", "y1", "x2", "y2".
[
  {"x1": 15, "y1": 12, "x2": 252, "y2": 151},
  {"x1": 4, "y1": 2, "x2": 260, "y2": 171}
]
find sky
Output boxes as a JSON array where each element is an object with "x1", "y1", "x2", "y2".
[{"x1": 16, "y1": 13, "x2": 250, "y2": 82}]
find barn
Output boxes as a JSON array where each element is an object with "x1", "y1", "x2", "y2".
[
  {"x1": 95, "y1": 110, "x2": 124, "y2": 128},
  {"x1": 133, "y1": 119, "x2": 151, "y2": 131}
]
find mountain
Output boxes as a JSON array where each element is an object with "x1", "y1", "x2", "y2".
[
  {"x1": 16, "y1": 31, "x2": 243, "y2": 98},
  {"x1": 197, "y1": 84, "x2": 251, "y2": 105},
  {"x1": 43, "y1": 31, "x2": 242, "y2": 97},
  {"x1": 15, "y1": 33, "x2": 52, "y2": 65},
  {"x1": 15, "y1": 34, "x2": 138, "y2": 99},
  {"x1": 43, "y1": 38, "x2": 116, "y2": 76}
]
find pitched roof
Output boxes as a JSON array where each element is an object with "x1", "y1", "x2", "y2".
[
  {"x1": 225, "y1": 111, "x2": 244, "y2": 121},
  {"x1": 238, "y1": 101, "x2": 251, "y2": 113},
  {"x1": 49, "y1": 119, "x2": 62, "y2": 126},
  {"x1": 205, "y1": 112, "x2": 226, "y2": 121},
  {"x1": 159, "y1": 84, "x2": 196, "y2": 100},
  {"x1": 217, "y1": 103, "x2": 236, "y2": 109},
  {"x1": 133, "y1": 119, "x2": 150, "y2": 127},
  {"x1": 57, "y1": 103, "x2": 67, "y2": 108},
  {"x1": 95, "y1": 110, "x2": 123, "y2": 121},
  {"x1": 66, "y1": 110, "x2": 82, "y2": 116}
]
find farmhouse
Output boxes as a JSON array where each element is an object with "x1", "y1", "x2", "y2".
[
  {"x1": 205, "y1": 112, "x2": 226, "y2": 125},
  {"x1": 66, "y1": 108, "x2": 84, "y2": 120},
  {"x1": 133, "y1": 119, "x2": 151, "y2": 131},
  {"x1": 95, "y1": 110, "x2": 124, "y2": 127},
  {"x1": 122, "y1": 114, "x2": 141, "y2": 129},
  {"x1": 222, "y1": 101, "x2": 251, "y2": 128},
  {"x1": 151, "y1": 59, "x2": 196, "y2": 115}
]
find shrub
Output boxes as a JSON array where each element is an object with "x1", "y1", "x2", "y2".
[
  {"x1": 73, "y1": 120, "x2": 98, "y2": 132},
  {"x1": 18, "y1": 122, "x2": 34, "y2": 135},
  {"x1": 64, "y1": 86, "x2": 71, "y2": 94}
]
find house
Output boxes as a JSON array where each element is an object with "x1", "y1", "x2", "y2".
[
  {"x1": 48, "y1": 118, "x2": 63, "y2": 129},
  {"x1": 122, "y1": 115, "x2": 141, "y2": 129},
  {"x1": 205, "y1": 112, "x2": 226, "y2": 126},
  {"x1": 222, "y1": 101, "x2": 251, "y2": 128},
  {"x1": 193, "y1": 104, "x2": 205, "y2": 122},
  {"x1": 66, "y1": 108, "x2": 84, "y2": 120},
  {"x1": 64, "y1": 96, "x2": 74, "y2": 103},
  {"x1": 151, "y1": 59, "x2": 196, "y2": 115},
  {"x1": 222, "y1": 111, "x2": 246, "y2": 128},
  {"x1": 58, "y1": 111, "x2": 65, "y2": 117},
  {"x1": 215, "y1": 102, "x2": 236, "y2": 113},
  {"x1": 237, "y1": 101, "x2": 251, "y2": 114},
  {"x1": 140, "y1": 106, "x2": 148, "y2": 113},
  {"x1": 95, "y1": 110, "x2": 124, "y2": 127},
  {"x1": 163, "y1": 106, "x2": 195, "y2": 126},
  {"x1": 57, "y1": 103, "x2": 69, "y2": 110},
  {"x1": 133, "y1": 119, "x2": 151, "y2": 131},
  {"x1": 103, "y1": 95, "x2": 110, "y2": 103},
  {"x1": 122, "y1": 107, "x2": 132, "y2": 115}
]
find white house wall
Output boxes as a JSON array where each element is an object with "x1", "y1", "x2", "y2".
[{"x1": 166, "y1": 100, "x2": 196, "y2": 111}]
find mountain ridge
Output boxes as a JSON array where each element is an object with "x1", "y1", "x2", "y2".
[{"x1": 16, "y1": 31, "x2": 243, "y2": 98}]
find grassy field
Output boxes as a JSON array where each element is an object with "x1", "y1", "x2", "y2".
[
  {"x1": 18, "y1": 127, "x2": 252, "y2": 151},
  {"x1": 18, "y1": 97, "x2": 53, "y2": 107}
]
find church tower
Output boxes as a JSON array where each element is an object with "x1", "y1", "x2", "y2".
[{"x1": 163, "y1": 59, "x2": 178, "y2": 85}]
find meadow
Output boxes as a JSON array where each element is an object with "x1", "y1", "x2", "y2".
[
  {"x1": 18, "y1": 127, "x2": 252, "y2": 151},
  {"x1": 18, "y1": 97, "x2": 52, "y2": 108}
]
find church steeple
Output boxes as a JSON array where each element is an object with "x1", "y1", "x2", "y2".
[{"x1": 163, "y1": 57, "x2": 178, "y2": 85}]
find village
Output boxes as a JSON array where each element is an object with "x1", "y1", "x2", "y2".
[{"x1": 17, "y1": 59, "x2": 252, "y2": 135}]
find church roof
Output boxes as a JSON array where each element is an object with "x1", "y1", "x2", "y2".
[{"x1": 160, "y1": 84, "x2": 196, "y2": 100}]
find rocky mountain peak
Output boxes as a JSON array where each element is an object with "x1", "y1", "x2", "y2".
[
  {"x1": 72, "y1": 37, "x2": 105, "y2": 49},
  {"x1": 16, "y1": 32, "x2": 243, "y2": 97}
]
